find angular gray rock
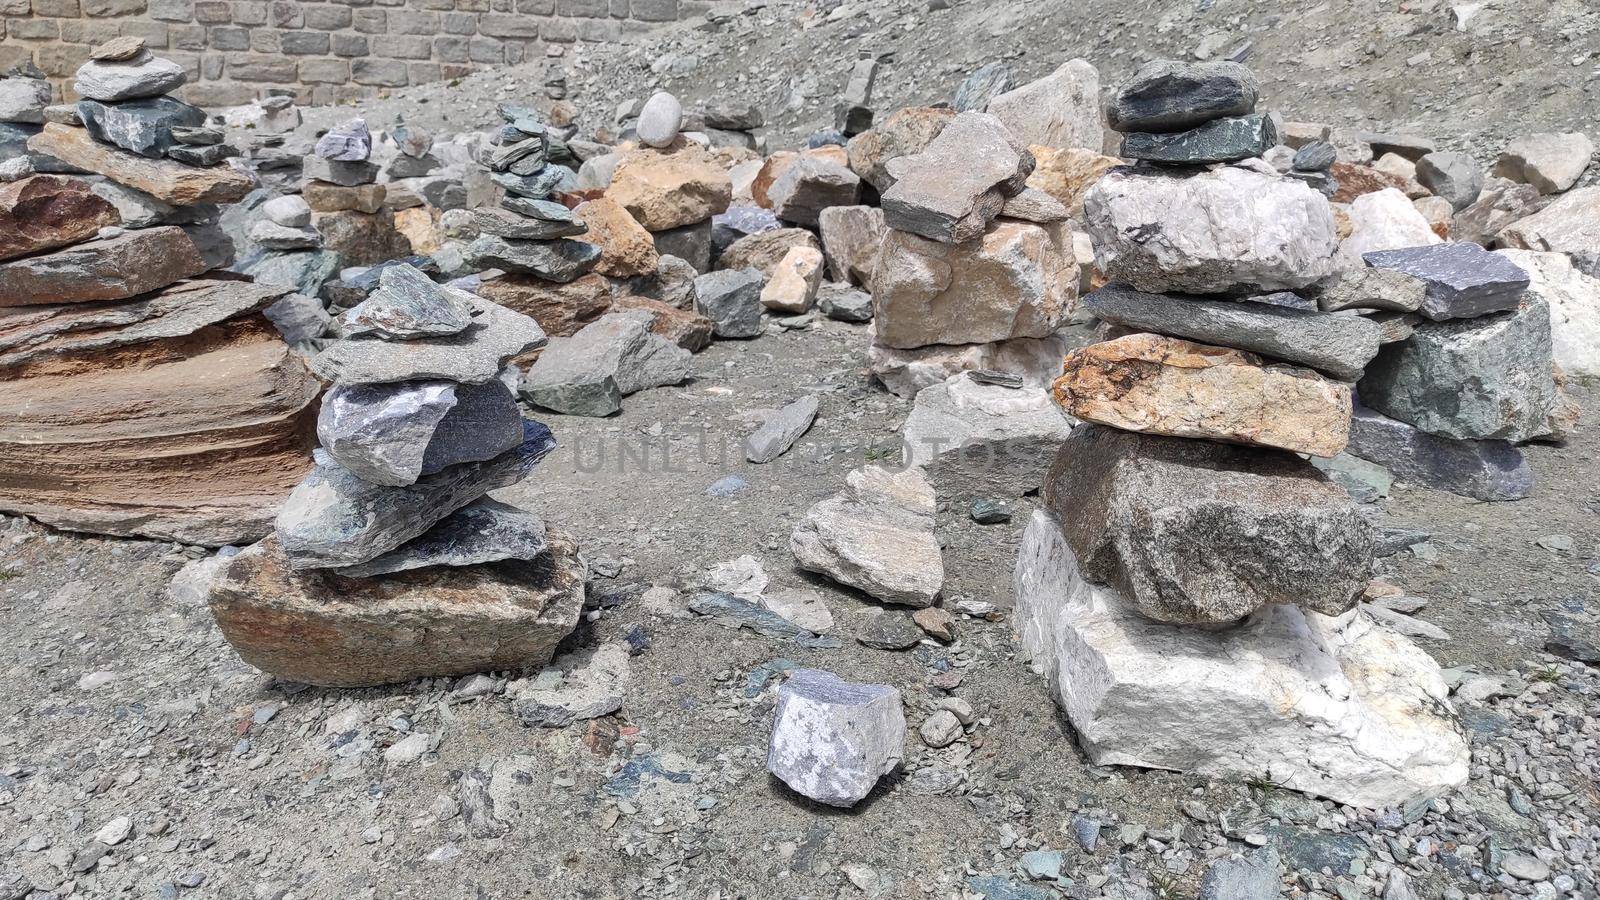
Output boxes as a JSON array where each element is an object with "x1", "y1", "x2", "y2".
[
  {"x1": 880, "y1": 111, "x2": 1033, "y2": 244},
  {"x1": 1105, "y1": 59, "x2": 1259, "y2": 133},
  {"x1": 311, "y1": 297, "x2": 548, "y2": 385},
  {"x1": 263, "y1": 291, "x2": 333, "y2": 345},
  {"x1": 315, "y1": 118, "x2": 371, "y2": 161},
  {"x1": 1415, "y1": 152, "x2": 1483, "y2": 211},
  {"x1": 463, "y1": 234, "x2": 600, "y2": 284},
  {"x1": 303, "y1": 156, "x2": 379, "y2": 187},
  {"x1": 263, "y1": 194, "x2": 311, "y2": 228},
  {"x1": 0, "y1": 76, "x2": 52, "y2": 124},
  {"x1": 248, "y1": 220, "x2": 319, "y2": 251},
  {"x1": 521, "y1": 311, "x2": 693, "y2": 416},
  {"x1": 985, "y1": 58, "x2": 1102, "y2": 151},
  {"x1": 768, "y1": 158, "x2": 861, "y2": 228},
  {"x1": 73, "y1": 52, "x2": 187, "y2": 102},
  {"x1": 1350, "y1": 405, "x2": 1536, "y2": 499},
  {"x1": 693, "y1": 267, "x2": 765, "y2": 339},
  {"x1": 817, "y1": 283, "x2": 873, "y2": 322},
  {"x1": 901, "y1": 374, "x2": 1073, "y2": 499},
  {"x1": 341, "y1": 264, "x2": 477, "y2": 339},
  {"x1": 1042, "y1": 425, "x2": 1373, "y2": 625},
  {"x1": 791, "y1": 466, "x2": 943, "y2": 608},
  {"x1": 333, "y1": 499, "x2": 549, "y2": 578},
  {"x1": 77, "y1": 97, "x2": 206, "y2": 159},
  {"x1": 1305, "y1": 266, "x2": 1427, "y2": 313},
  {"x1": 1084, "y1": 283, "x2": 1382, "y2": 380},
  {"x1": 492, "y1": 166, "x2": 576, "y2": 200},
  {"x1": 1083, "y1": 165, "x2": 1337, "y2": 294},
  {"x1": 1362, "y1": 242, "x2": 1530, "y2": 321},
  {"x1": 275, "y1": 419, "x2": 555, "y2": 569},
  {"x1": 1359, "y1": 296, "x2": 1556, "y2": 443},
  {"x1": 1121, "y1": 114, "x2": 1277, "y2": 165},
  {"x1": 1198, "y1": 849, "x2": 1282, "y2": 900},
  {"x1": 317, "y1": 379, "x2": 524, "y2": 487},
  {"x1": 766, "y1": 668, "x2": 905, "y2": 808},
  {"x1": 444, "y1": 205, "x2": 585, "y2": 241},
  {"x1": 745, "y1": 395, "x2": 820, "y2": 463}
]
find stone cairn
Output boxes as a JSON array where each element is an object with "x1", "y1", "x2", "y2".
[
  {"x1": 0, "y1": 42, "x2": 317, "y2": 547},
  {"x1": 205, "y1": 265, "x2": 588, "y2": 688},
  {"x1": 1015, "y1": 59, "x2": 1473, "y2": 809}
]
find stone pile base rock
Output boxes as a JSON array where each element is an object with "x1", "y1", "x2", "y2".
[
  {"x1": 1014, "y1": 510, "x2": 1469, "y2": 809},
  {"x1": 208, "y1": 530, "x2": 585, "y2": 688}
]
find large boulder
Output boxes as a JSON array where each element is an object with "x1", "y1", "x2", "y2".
[
  {"x1": 871, "y1": 219, "x2": 1077, "y2": 349},
  {"x1": 880, "y1": 111, "x2": 1033, "y2": 244},
  {"x1": 985, "y1": 59, "x2": 1102, "y2": 151},
  {"x1": 1496, "y1": 186, "x2": 1600, "y2": 279},
  {"x1": 0, "y1": 175, "x2": 120, "y2": 263},
  {"x1": 901, "y1": 373, "x2": 1074, "y2": 499},
  {"x1": 317, "y1": 379, "x2": 524, "y2": 487},
  {"x1": 791, "y1": 465, "x2": 943, "y2": 607},
  {"x1": 1053, "y1": 333, "x2": 1352, "y2": 458},
  {"x1": 1493, "y1": 132, "x2": 1594, "y2": 195},
  {"x1": 767, "y1": 158, "x2": 860, "y2": 227},
  {"x1": 1014, "y1": 510, "x2": 1469, "y2": 810},
  {"x1": 573, "y1": 197, "x2": 658, "y2": 278},
  {"x1": 1041, "y1": 425, "x2": 1372, "y2": 625},
  {"x1": 208, "y1": 530, "x2": 584, "y2": 688},
  {"x1": 605, "y1": 140, "x2": 732, "y2": 232},
  {"x1": 1497, "y1": 248, "x2": 1600, "y2": 379},
  {"x1": 766, "y1": 669, "x2": 905, "y2": 808},
  {"x1": 817, "y1": 205, "x2": 885, "y2": 286},
  {"x1": 1083, "y1": 164, "x2": 1337, "y2": 294}
]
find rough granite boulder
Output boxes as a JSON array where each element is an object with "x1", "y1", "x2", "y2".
[
  {"x1": 1332, "y1": 188, "x2": 1442, "y2": 270},
  {"x1": 1496, "y1": 186, "x2": 1600, "y2": 279},
  {"x1": 1025, "y1": 146, "x2": 1122, "y2": 218},
  {"x1": 1041, "y1": 425, "x2": 1373, "y2": 624},
  {"x1": 1493, "y1": 132, "x2": 1595, "y2": 195},
  {"x1": 817, "y1": 205, "x2": 886, "y2": 286},
  {"x1": 844, "y1": 106, "x2": 954, "y2": 194},
  {"x1": 791, "y1": 465, "x2": 943, "y2": 607},
  {"x1": 902, "y1": 373, "x2": 1074, "y2": 499},
  {"x1": 868, "y1": 330, "x2": 1074, "y2": 399},
  {"x1": 767, "y1": 158, "x2": 861, "y2": 228},
  {"x1": 880, "y1": 111, "x2": 1034, "y2": 245},
  {"x1": 766, "y1": 668, "x2": 905, "y2": 808},
  {"x1": 1497, "y1": 248, "x2": 1600, "y2": 380}
]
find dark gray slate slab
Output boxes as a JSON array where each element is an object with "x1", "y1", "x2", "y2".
[
  {"x1": 1362, "y1": 242, "x2": 1531, "y2": 321},
  {"x1": 303, "y1": 156, "x2": 379, "y2": 186},
  {"x1": 952, "y1": 62, "x2": 1011, "y2": 112},
  {"x1": 1121, "y1": 114, "x2": 1277, "y2": 165},
  {"x1": 1106, "y1": 59, "x2": 1259, "y2": 133},
  {"x1": 332, "y1": 498, "x2": 548, "y2": 578},
  {"x1": 817, "y1": 283, "x2": 873, "y2": 322},
  {"x1": 311, "y1": 297, "x2": 548, "y2": 385},
  {"x1": 1084, "y1": 283, "x2": 1381, "y2": 380},
  {"x1": 687, "y1": 592, "x2": 841, "y2": 649},
  {"x1": 463, "y1": 234, "x2": 600, "y2": 284},
  {"x1": 1346, "y1": 405, "x2": 1533, "y2": 501},
  {"x1": 239, "y1": 248, "x2": 342, "y2": 297},
  {"x1": 318, "y1": 378, "x2": 524, "y2": 486},
  {"x1": 77, "y1": 96, "x2": 206, "y2": 159},
  {"x1": 491, "y1": 201, "x2": 587, "y2": 238},
  {"x1": 492, "y1": 166, "x2": 576, "y2": 200},
  {"x1": 167, "y1": 143, "x2": 236, "y2": 167},
  {"x1": 276, "y1": 418, "x2": 556, "y2": 570}
]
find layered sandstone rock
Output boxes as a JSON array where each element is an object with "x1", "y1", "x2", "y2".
[
  {"x1": 606, "y1": 140, "x2": 732, "y2": 232},
  {"x1": 0, "y1": 175, "x2": 121, "y2": 263},
  {"x1": 28, "y1": 123, "x2": 255, "y2": 206}
]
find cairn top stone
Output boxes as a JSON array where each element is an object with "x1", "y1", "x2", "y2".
[
  {"x1": 315, "y1": 118, "x2": 372, "y2": 162},
  {"x1": 1361, "y1": 241, "x2": 1531, "y2": 321},
  {"x1": 341, "y1": 263, "x2": 479, "y2": 340},
  {"x1": 1106, "y1": 59, "x2": 1260, "y2": 134},
  {"x1": 73, "y1": 51, "x2": 187, "y2": 102},
  {"x1": 90, "y1": 36, "x2": 146, "y2": 61},
  {"x1": 637, "y1": 91, "x2": 683, "y2": 148},
  {"x1": 880, "y1": 111, "x2": 1034, "y2": 244}
]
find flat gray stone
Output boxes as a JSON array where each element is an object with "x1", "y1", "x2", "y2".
[
  {"x1": 302, "y1": 156, "x2": 378, "y2": 186},
  {"x1": 450, "y1": 204, "x2": 585, "y2": 240},
  {"x1": 901, "y1": 374, "x2": 1073, "y2": 499},
  {"x1": 693, "y1": 267, "x2": 765, "y2": 339},
  {"x1": 315, "y1": 118, "x2": 371, "y2": 162},
  {"x1": 816, "y1": 283, "x2": 873, "y2": 322},
  {"x1": 463, "y1": 234, "x2": 600, "y2": 284},
  {"x1": 1307, "y1": 267, "x2": 1427, "y2": 313},
  {"x1": 247, "y1": 220, "x2": 320, "y2": 251},
  {"x1": 1084, "y1": 283, "x2": 1382, "y2": 380},
  {"x1": 333, "y1": 498, "x2": 548, "y2": 578},
  {"x1": 791, "y1": 466, "x2": 944, "y2": 608},
  {"x1": 1199, "y1": 848, "x2": 1282, "y2": 900},
  {"x1": 72, "y1": 51, "x2": 187, "y2": 102},
  {"x1": 1346, "y1": 405, "x2": 1533, "y2": 501},
  {"x1": 1107, "y1": 59, "x2": 1259, "y2": 133},
  {"x1": 1122, "y1": 114, "x2": 1277, "y2": 165},
  {"x1": 263, "y1": 194, "x2": 311, "y2": 228},
  {"x1": 880, "y1": 111, "x2": 1033, "y2": 244},
  {"x1": 275, "y1": 418, "x2": 555, "y2": 570},
  {"x1": 487, "y1": 133, "x2": 548, "y2": 176},
  {"x1": 766, "y1": 668, "x2": 905, "y2": 807},
  {"x1": 241, "y1": 248, "x2": 341, "y2": 297},
  {"x1": 745, "y1": 395, "x2": 820, "y2": 463},
  {"x1": 77, "y1": 96, "x2": 205, "y2": 159},
  {"x1": 1359, "y1": 296, "x2": 1556, "y2": 442},
  {"x1": 521, "y1": 311, "x2": 692, "y2": 417},
  {"x1": 167, "y1": 143, "x2": 235, "y2": 167},
  {"x1": 687, "y1": 592, "x2": 840, "y2": 649},
  {"x1": 1362, "y1": 242, "x2": 1531, "y2": 321},
  {"x1": 1042, "y1": 424, "x2": 1374, "y2": 625},
  {"x1": 318, "y1": 378, "x2": 524, "y2": 487},
  {"x1": 341, "y1": 263, "x2": 478, "y2": 339},
  {"x1": 492, "y1": 166, "x2": 576, "y2": 200},
  {"x1": 311, "y1": 297, "x2": 548, "y2": 385},
  {"x1": 262, "y1": 291, "x2": 332, "y2": 345}
]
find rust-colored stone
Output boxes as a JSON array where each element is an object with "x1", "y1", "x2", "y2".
[
  {"x1": 478, "y1": 272, "x2": 612, "y2": 339},
  {"x1": 0, "y1": 175, "x2": 120, "y2": 263},
  {"x1": 575, "y1": 196, "x2": 659, "y2": 278},
  {"x1": 28, "y1": 123, "x2": 255, "y2": 206},
  {"x1": 1330, "y1": 161, "x2": 1412, "y2": 204},
  {"x1": 611, "y1": 294, "x2": 714, "y2": 352},
  {"x1": 605, "y1": 139, "x2": 732, "y2": 232}
]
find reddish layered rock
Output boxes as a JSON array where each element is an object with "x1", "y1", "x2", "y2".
[
  {"x1": 0, "y1": 175, "x2": 121, "y2": 263},
  {"x1": 0, "y1": 226, "x2": 206, "y2": 307},
  {"x1": 479, "y1": 272, "x2": 612, "y2": 338},
  {"x1": 28, "y1": 123, "x2": 255, "y2": 206}
]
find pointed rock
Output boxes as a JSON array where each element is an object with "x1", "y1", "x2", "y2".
[{"x1": 317, "y1": 378, "x2": 524, "y2": 487}]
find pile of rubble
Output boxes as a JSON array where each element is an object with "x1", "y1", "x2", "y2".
[{"x1": 0, "y1": 47, "x2": 314, "y2": 546}]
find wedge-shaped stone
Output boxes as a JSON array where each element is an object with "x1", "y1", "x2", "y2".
[
  {"x1": 768, "y1": 158, "x2": 861, "y2": 228},
  {"x1": 1358, "y1": 295, "x2": 1556, "y2": 443},
  {"x1": 818, "y1": 205, "x2": 885, "y2": 286},
  {"x1": 1105, "y1": 59, "x2": 1259, "y2": 133},
  {"x1": 310, "y1": 297, "x2": 547, "y2": 385},
  {"x1": 441, "y1": 205, "x2": 585, "y2": 241},
  {"x1": 745, "y1": 394, "x2": 820, "y2": 464},
  {"x1": 1496, "y1": 186, "x2": 1600, "y2": 279},
  {"x1": 1083, "y1": 165, "x2": 1337, "y2": 294},
  {"x1": 791, "y1": 465, "x2": 943, "y2": 607},
  {"x1": 902, "y1": 373, "x2": 1073, "y2": 499},
  {"x1": 880, "y1": 111, "x2": 1034, "y2": 244},
  {"x1": 0, "y1": 174, "x2": 120, "y2": 263},
  {"x1": 476, "y1": 272, "x2": 610, "y2": 338},
  {"x1": 208, "y1": 529, "x2": 583, "y2": 688},
  {"x1": 872, "y1": 219, "x2": 1077, "y2": 349},
  {"x1": 571, "y1": 197, "x2": 656, "y2": 278},
  {"x1": 1346, "y1": 405, "x2": 1533, "y2": 502},
  {"x1": 28, "y1": 124, "x2": 255, "y2": 206},
  {"x1": 318, "y1": 378, "x2": 524, "y2": 487},
  {"x1": 332, "y1": 498, "x2": 548, "y2": 578},
  {"x1": 522, "y1": 310, "x2": 692, "y2": 416},
  {"x1": 1362, "y1": 241, "x2": 1531, "y2": 321},
  {"x1": 1084, "y1": 284, "x2": 1381, "y2": 380},
  {"x1": 0, "y1": 226, "x2": 205, "y2": 307},
  {"x1": 868, "y1": 330, "x2": 1074, "y2": 399},
  {"x1": 1041, "y1": 425, "x2": 1373, "y2": 624},
  {"x1": 1014, "y1": 510, "x2": 1468, "y2": 809},
  {"x1": 341, "y1": 263, "x2": 477, "y2": 340},
  {"x1": 1053, "y1": 334, "x2": 1352, "y2": 457},
  {"x1": 463, "y1": 234, "x2": 601, "y2": 284},
  {"x1": 767, "y1": 669, "x2": 905, "y2": 808},
  {"x1": 275, "y1": 419, "x2": 556, "y2": 570}
]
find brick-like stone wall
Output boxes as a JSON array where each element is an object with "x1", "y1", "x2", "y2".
[{"x1": 3, "y1": 0, "x2": 694, "y2": 107}]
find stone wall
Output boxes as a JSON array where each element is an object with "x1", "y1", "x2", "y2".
[{"x1": 2, "y1": 0, "x2": 696, "y2": 107}]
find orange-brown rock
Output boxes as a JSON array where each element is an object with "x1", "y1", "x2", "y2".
[
  {"x1": 0, "y1": 175, "x2": 120, "y2": 263},
  {"x1": 0, "y1": 226, "x2": 206, "y2": 307},
  {"x1": 393, "y1": 205, "x2": 443, "y2": 254},
  {"x1": 1026, "y1": 146, "x2": 1122, "y2": 217},
  {"x1": 0, "y1": 311, "x2": 319, "y2": 545},
  {"x1": 718, "y1": 227, "x2": 822, "y2": 277},
  {"x1": 478, "y1": 272, "x2": 612, "y2": 338},
  {"x1": 207, "y1": 531, "x2": 585, "y2": 688},
  {"x1": 1052, "y1": 333, "x2": 1352, "y2": 457},
  {"x1": 845, "y1": 107, "x2": 956, "y2": 193},
  {"x1": 606, "y1": 139, "x2": 732, "y2": 232},
  {"x1": 314, "y1": 210, "x2": 413, "y2": 268},
  {"x1": 28, "y1": 123, "x2": 255, "y2": 206},
  {"x1": 303, "y1": 180, "x2": 386, "y2": 214},
  {"x1": 1330, "y1": 162, "x2": 1412, "y2": 204},
  {"x1": 575, "y1": 196, "x2": 659, "y2": 278},
  {"x1": 750, "y1": 151, "x2": 797, "y2": 209},
  {"x1": 611, "y1": 294, "x2": 714, "y2": 352}
]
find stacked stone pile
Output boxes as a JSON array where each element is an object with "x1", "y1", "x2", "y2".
[
  {"x1": 1017, "y1": 60, "x2": 1472, "y2": 809},
  {"x1": 0, "y1": 44, "x2": 318, "y2": 546},
  {"x1": 206, "y1": 264, "x2": 588, "y2": 688}
]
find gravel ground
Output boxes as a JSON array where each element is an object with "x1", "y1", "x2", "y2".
[{"x1": 1, "y1": 316, "x2": 1596, "y2": 900}]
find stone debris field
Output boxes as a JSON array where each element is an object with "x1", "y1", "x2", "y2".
[{"x1": 1, "y1": 4, "x2": 1599, "y2": 900}]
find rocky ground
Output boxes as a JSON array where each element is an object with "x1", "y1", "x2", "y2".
[{"x1": 1, "y1": 311, "x2": 1595, "y2": 899}]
